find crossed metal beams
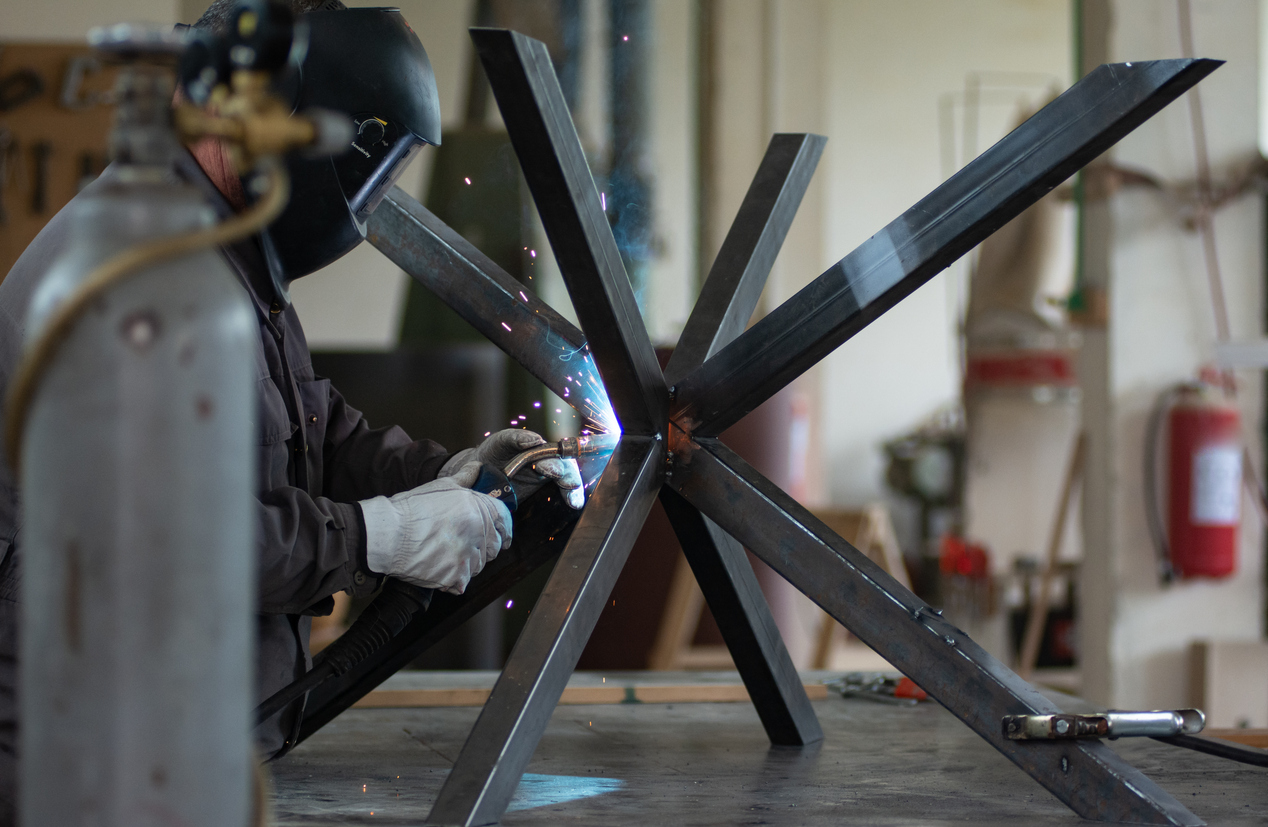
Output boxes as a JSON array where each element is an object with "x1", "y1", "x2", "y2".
[{"x1": 318, "y1": 28, "x2": 1218, "y2": 827}]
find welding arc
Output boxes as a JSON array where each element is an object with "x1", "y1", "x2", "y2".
[
  {"x1": 1152, "y1": 733, "x2": 1268, "y2": 767},
  {"x1": 3, "y1": 162, "x2": 290, "y2": 473}
]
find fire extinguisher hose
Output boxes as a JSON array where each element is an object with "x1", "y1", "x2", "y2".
[
  {"x1": 1144, "y1": 384, "x2": 1186, "y2": 584},
  {"x1": 2, "y1": 161, "x2": 290, "y2": 474}
]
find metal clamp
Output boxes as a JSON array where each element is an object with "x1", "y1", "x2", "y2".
[{"x1": 1003, "y1": 709, "x2": 1205, "y2": 741}]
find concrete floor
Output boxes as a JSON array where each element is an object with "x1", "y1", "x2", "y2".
[{"x1": 271, "y1": 672, "x2": 1268, "y2": 826}]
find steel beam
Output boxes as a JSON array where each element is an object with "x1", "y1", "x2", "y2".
[
  {"x1": 664, "y1": 133, "x2": 826, "y2": 386},
  {"x1": 426, "y1": 436, "x2": 664, "y2": 826},
  {"x1": 366, "y1": 187, "x2": 604, "y2": 427},
  {"x1": 667, "y1": 434, "x2": 1201, "y2": 826},
  {"x1": 293, "y1": 489, "x2": 583, "y2": 745},
  {"x1": 655, "y1": 134, "x2": 828, "y2": 746},
  {"x1": 672, "y1": 58, "x2": 1221, "y2": 436},
  {"x1": 659, "y1": 487, "x2": 821, "y2": 746},
  {"x1": 474, "y1": 28, "x2": 668, "y2": 436}
]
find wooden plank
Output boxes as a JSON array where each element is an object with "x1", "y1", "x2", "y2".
[{"x1": 352, "y1": 681, "x2": 830, "y2": 709}]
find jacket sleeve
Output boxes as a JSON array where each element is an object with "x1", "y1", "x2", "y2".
[
  {"x1": 318, "y1": 379, "x2": 452, "y2": 503},
  {"x1": 255, "y1": 492, "x2": 368, "y2": 615},
  {"x1": 253, "y1": 379, "x2": 453, "y2": 615}
]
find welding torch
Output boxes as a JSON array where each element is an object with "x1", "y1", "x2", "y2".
[
  {"x1": 471, "y1": 432, "x2": 620, "y2": 511},
  {"x1": 254, "y1": 431, "x2": 618, "y2": 730}
]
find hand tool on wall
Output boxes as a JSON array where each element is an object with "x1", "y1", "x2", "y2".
[
  {"x1": 0, "y1": 66, "x2": 44, "y2": 112},
  {"x1": 60, "y1": 54, "x2": 110, "y2": 110},
  {"x1": 29, "y1": 141, "x2": 51, "y2": 215}
]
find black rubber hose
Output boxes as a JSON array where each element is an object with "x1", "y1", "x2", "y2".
[
  {"x1": 1144, "y1": 385, "x2": 1185, "y2": 585},
  {"x1": 1152, "y1": 733, "x2": 1268, "y2": 767},
  {"x1": 254, "y1": 580, "x2": 432, "y2": 726}
]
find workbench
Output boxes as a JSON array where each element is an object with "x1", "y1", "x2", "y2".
[{"x1": 271, "y1": 671, "x2": 1267, "y2": 825}]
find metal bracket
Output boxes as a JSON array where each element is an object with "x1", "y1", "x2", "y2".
[
  {"x1": 291, "y1": 26, "x2": 1220, "y2": 827},
  {"x1": 1004, "y1": 709, "x2": 1206, "y2": 741}
]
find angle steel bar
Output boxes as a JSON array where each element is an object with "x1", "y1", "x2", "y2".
[
  {"x1": 426, "y1": 436, "x2": 664, "y2": 826},
  {"x1": 366, "y1": 188, "x2": 602, "y2": 426},
  {"x1": 664, "y1": 132, "x2": 826, "y2": 386},
  {"x1": 668, "y1": 434, "x2": 1201, "y2": 826},
  {"x1": 659, "y1": 487, "x2": 822, "y2": 745},
  {"x1": 474, "y1": 28, "x2": 668, "y2": 435},
  {"x1": 672, "y1": 58, "x2": 1221, "y2": 437}
]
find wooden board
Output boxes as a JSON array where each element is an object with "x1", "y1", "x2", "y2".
[
  {"x1": 0, "y1": 43, "x2": 118, "y2": 279},
  {"x1": 353, "y1": 681, "x2": 831, "y2": 709},
  {"x1": 1189, "y1": 640, "x2": 1268, "y2": 728}
]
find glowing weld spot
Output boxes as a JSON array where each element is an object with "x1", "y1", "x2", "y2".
[{"x1": 502, "y1": 322, "x2": 512, "y2": 332}]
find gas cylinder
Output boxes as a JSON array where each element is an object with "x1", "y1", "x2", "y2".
[
  {"x1": 18, "y1": 32, "x2": 256, "y2": 827},
  {"x1": 1167, "y1": 382, "x2": 1241, "y2": 579}
]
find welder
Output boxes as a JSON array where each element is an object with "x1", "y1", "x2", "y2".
[{"x1": 0, "y1": 1, "x2": 583, "y2": 818}]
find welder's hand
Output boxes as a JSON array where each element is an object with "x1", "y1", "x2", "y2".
[
  {"x1": 359, "y1": 466, "x2": 512, "y2": 595},
  {"x1": 441, "y1": 429, "x2": 585, "y2": 510}
]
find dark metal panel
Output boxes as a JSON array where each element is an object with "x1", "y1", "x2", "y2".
[
  {"x1": 664, "y1": 133, "x2": 826, "y2": 385},
  {"x1": 474, "y1": 28, "x2": 668, "y2": 436},
  {"x1": 659, "y1": 487, "x2": 822, "y2": 746},
  {"x1": 295, "y1": 488, "x2": 583, "y2": 744},
  {"x1": 668, "y1": 435, "x2": 1201, "y2": 826},
  {"x1": 672, "y1": 58, "x2": 1221, "y2": 436},
  {"x1": 366, "y1": 188, "x2": 611, "y2": 429},
  {"x1": 426, "y1": 435, "x2": 664, "y2": 826}
]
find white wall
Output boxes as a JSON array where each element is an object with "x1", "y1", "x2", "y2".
[
  {"x1": 1098, "y1": 0, "x2": 1264, "y2": 709},
  {"x1": 817, "y1": 0, "x2": 1073, "y2": 506},
  {"x1": 2, "y1": 0, "x2": 180, "y2": 38}
]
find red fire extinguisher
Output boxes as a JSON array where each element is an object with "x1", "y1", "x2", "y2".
[{"x1": 1145, "y1": 376, "x2": 1241, "y2": 581}]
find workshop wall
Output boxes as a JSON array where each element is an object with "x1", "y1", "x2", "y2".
[
  {"x1": 4, "y1": 0, "x2": 181, "y2": 40},
  {"x1": 815, "y1": 1, "x2": 1073, "y2": 506},
  {"x1": 1095, "y1": 0, "x2": 1265, "y2": 710}
]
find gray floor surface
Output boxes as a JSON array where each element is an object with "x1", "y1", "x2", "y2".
[{"x1": 271, "y1": 671, "x2": 1267, "y2": 826}]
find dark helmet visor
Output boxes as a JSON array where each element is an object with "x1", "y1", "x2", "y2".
[{"x1": 337, "y1": 114, "x2": 424, "y2": 221}]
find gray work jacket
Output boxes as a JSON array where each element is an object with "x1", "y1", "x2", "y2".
[{"x1": 0, "y1": 153, "x2": 448, "y2": 821}]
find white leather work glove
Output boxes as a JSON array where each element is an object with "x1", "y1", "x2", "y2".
[
  {"x1": 359, "y1": 462, "x2": 513, "y2": 595},
  {"x1": 440, "y1": 428, "x2": 585, "y2": 509}
]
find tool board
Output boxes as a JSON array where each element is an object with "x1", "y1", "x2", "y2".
[{"x1": 0, "y1": 43, "x2": 119, "y2": 280}]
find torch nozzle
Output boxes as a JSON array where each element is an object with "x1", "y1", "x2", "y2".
[{"x1": 503, "y1": 433, "x2": 621, "y2": 478}]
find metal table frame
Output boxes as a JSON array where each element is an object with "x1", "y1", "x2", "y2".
[{"x1": 297, "y1": 28, "x2": 1220, "y2": 826}]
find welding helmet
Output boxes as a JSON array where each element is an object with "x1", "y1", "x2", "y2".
[{"x1": 260, "y1": 6, "x2": 440, "y2": 299}]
